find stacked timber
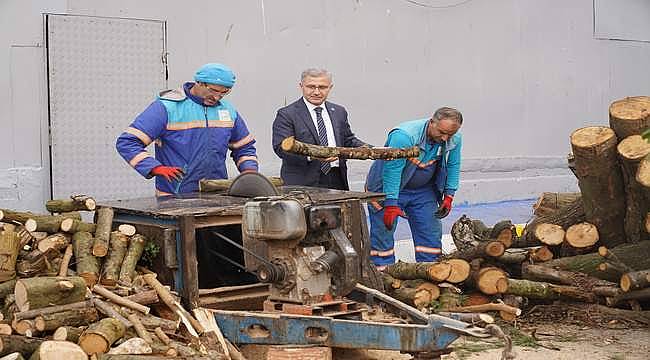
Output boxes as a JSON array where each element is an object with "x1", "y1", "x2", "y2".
[{"x1": 0, "y1": 195, "x2": 232, "y2": 359}]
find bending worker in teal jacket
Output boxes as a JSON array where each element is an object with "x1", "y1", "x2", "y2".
[{"x1": 366, "y1": 107, "x2": 463, "y2": 270}]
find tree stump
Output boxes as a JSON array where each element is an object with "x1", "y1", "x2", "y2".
[
  {"x1": 14, "y1": 276, "x2": 86, "y2": 312},
  {"x1": 78, "y1": 318, "x2": 126, "y2": 355},
  {"x1": 570, "y1": 126, "x2": 626, "y2": 248},
  {"x1": 609, "y1": 96, "x2": 650, "y2": 140},
  {"x1": 73, "y1": 231, "x2": 100, "y2": 287},
  {"x1": 617, "y1": 135, "x2": 650, "y2": 242}
]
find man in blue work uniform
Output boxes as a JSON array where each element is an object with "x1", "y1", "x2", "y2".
[
  {"x1": 366, "y1": 107, "x2": 463, "y2": 270},
  {"x1": 116, "y1": 63, "x2": 258, "y2": 195}
]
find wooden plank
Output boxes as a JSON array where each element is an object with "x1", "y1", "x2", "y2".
[{"x1": 179, "y1": 216, "x2": 199, "y2": 309}]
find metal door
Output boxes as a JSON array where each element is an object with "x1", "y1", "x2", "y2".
[{"x1": 46, "y1": 14, "x2": 167, "y2": 200}]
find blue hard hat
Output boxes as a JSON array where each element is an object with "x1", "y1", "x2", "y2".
[{"x1": 194, "y1": 63, "x2": 236, "y2": 88}]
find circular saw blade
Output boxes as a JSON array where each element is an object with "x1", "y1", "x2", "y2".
[{"x1": 227, "y1": 172, "x2": 280, "y2": 197}]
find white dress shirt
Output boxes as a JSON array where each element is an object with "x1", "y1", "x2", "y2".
[{"x1": 303, "y1": 97, "x2": 339, "y2": 167}]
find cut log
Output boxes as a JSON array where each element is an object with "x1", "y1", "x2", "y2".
[
  {"x1": 0, "y1": 281, "x2": 16, "y2": 301},
  {"x1": 382, "y1": 273, "x2": 401, "y2": 290},
  {"x1": 384, "y1": 261, "x2": 451, "y2": 282},
  {"x1": 28, "y1": 340, "x2": 87, "y2": 360},
  {"x1": 11, "y1": 319, "x2": 35, "y2": 337},
  {"x1": 57, "y1": 245, "x2": 73, "y2": 277},
  {"x1": 46, "y1": 195, "x2": 96, "y2": 213},
  {"x1": 124, "y1": 290, "x2": 159, "y2": 306},
  {"x1": 127, "y1": 313, "x2": 153, "y2": 344},
  {"x1": 93, "y1": 207, "x2": 114, "y2": 257},
  {"x1": 542, "y1": 240, "x2": 650, "y2": 282},
  {"x1": 533, "y1": 223, "x2": 565, "y2": 246},
  {"x1": 388, "y1": 286, "x2": 431, "y2": 309},
  {"x1": 0, "y1": 229, "x2": 20, "y2": 282},
  {"x1": 106, "y1": 337, "x2": 152, "y2": 355},
  {"x1": 24, "y1": 214, "x2": 79, "y2": 234},
  {"x1": 16, "y1": 248, "x2": 60, "y2": 278},
  {"x1": 446, "y1": 241, "x2": 505, "y2": 261},
  {"x1": 490, "y1": 220, "x2": 515, "y2": 248},
  {"x1": 565, "y1": 222, "x2": 599, "y2": 248},
  {"x1": 45, "y1": 196, "x2": 97, "y2": 213},
  {"x1": 450, "y1": 215, "x2": 482, "y2": 252},
  {"x1": 101, "y1": 232, "x2": 129, "y2": 287},
  {"x1": 519, "y1": 198, "x2": 585, "y2": 247},
  {"x1": 533, "y1": 192, "x2": 582, "y2": 216},
  {"x1": 506, "y1": 278, "x2": 598, "y2": 303},
  {"x1": 529, "y1": 245, "x2": 554, "y2": 262},
  {"x1": 522, "y1": 263, "x2": 617, "y2": 291},
  {"x1": 597, "y1": 246, "x2": 634, "y2": 273},
  {"x1": 34, "y1": 307, "x2": 98, "y2": 331},
  {"x1": 437, "y1": 312, "x2": 495, "y2": 326},
  {"x1": 606, "y1": 287, "x2": 650, "y2": 306},
  {"x1": 281, "y1": 136, "x2": 419, "y2": 160},
  {"x1": 117, "y1": 224, "x2": 136, "y2": 236},
  {"x1": 476, "y1": 267, "x2": 508, "y2": 295},
  {"x1": 59, "y1": 219, "x2": 96, "y2": 234},
  {"x1": 620, "y1": 270, "x2": 650, "y2": 292},
  {"x1": 199, "y1": 177, "x2": 284, "y2": 192},
  {"x1": 0, "y1": 335, "x2": 44, "y2": 357},
  {"x1": 497, "y1": 246, "x2": 553, "y2": 264},
  {"x1": 93, "y1": 285, "x2": 149, "y2": 314},
  {"x1": 445, "y1": 303, "x2": 521, "y2": 317},
  {"x1": 609, "y1": 96, "x2": 650, "y2": 140},
  {"x1": 617, "y1": 135, "x2": 650, "y2": 242},
  {"x1": 0, "y1": 210, "x2": 41, "y2": 225},
  {"x1": 0, "y1": 324, "x2": 11, "y2": 336},
  {"x1": 78, "y1": 318, "x2": 126, "y2": 355},
  {"x1": 570, "y1": 126, "x2": 626, "y2": 248},
  {"x1": 131, "y1": 312, "x2": 179, "y2": 332},
  {"x1": 73, "y1": 231, "x2": 100, "y2": 287},
  {"x1": 52, "y1": 326, "x2": 84, "y2": 342},
  {"x1": 14, "y1": 276, "x2": 86, "y2": 312},
  {"x1": 13, "y1": 300, "x2": 92, "y2": 321},
  {"x1": 444, "y1": 259, "x2": 471, "y2": 283},
  {"x1": 118, "y1": 234, "x2": 146, "y2": 286},
  {"x1": 36, "y1": 233, "x2": 69, "y2": 253},
  {"x1": 638, "y1": 155, "x2": 650, "y2": 189}
]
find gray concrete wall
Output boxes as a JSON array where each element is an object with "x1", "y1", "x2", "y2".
[{"x1": 1, "y1": 0, "x2": 650, "y2": 211}]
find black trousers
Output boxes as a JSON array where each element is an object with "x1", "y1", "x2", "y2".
[{"x1": 317, "y1": 167, "x2": 347, "y2": 190}]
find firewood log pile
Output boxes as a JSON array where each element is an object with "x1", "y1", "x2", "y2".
[
  {"x1": 0, "y1": 195, "x2": 233, "y2": 359},
  {"x1": 381, "y1": 96, "x2": 650, "y2": 325}
]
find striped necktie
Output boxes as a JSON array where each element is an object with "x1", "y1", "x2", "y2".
[{"x1": 314, "y1": 107, "x2": 331, "y2": 174}]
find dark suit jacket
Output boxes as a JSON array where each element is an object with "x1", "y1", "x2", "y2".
[{"x1": 272, "y1": 98, "x2": 367, "y2": 190}]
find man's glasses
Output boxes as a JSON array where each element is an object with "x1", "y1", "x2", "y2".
[
  {"x1": 203, "y1": 83, "x2": 231, "y2": 96},
  {"x1": 303, "y1": 85, "x2": 331, "y2": 92}
]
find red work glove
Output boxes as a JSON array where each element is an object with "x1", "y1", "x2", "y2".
[
  {"x1": 435, "y1": 195, "x2": 454, "y2": 219},
  {"x1": 150, "y1": 165, "x2": 184, "y2": 182},
  {"x1": 383, "y1": 206, "x2": 406, "y2": 230}
]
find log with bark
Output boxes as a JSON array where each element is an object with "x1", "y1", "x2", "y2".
[
  {"x1": 384, "y1": 261, "x2": 451, "y2": 282},
  {"x1": 11, "y1": 319, "x2": 35, "y2": 336},
  {"x1": 57, "y1": 244, "x2": 73, "y2": 277},
  {"x1": 33, "y1": 308, "x2": 98, "y2": 332},
  {"x1": 474, "y1": 267, "x2": 509, "y2": 295},
  {"x1": 73, "y1": 231, "x2": 100, "y2": 287},
  {"x1": 609, "y1": 96, "x2": 650, "y2": 140},
  {"x1": 24, "y1": 214, "x2": 79, "y2": 234},
  {"x1": 497, "y1": 246, "x2": 553, "y2": 264},
  {"x1": 445, "y1": 303, "x2": 521, "y2": 317},
  {"x1": 598, "y1": 246, "x2": 634, "y2": 273},
  {"x1": 281, "y1": 136, "x2": 420, "y2": 160},
  {"x1": 101, "y1": 232, "x2": 129, "y2": 287},
  {"x1": 16, "y1": 248, "x2": 60, "y2": 277},
  {"x1": 199, "y1": 177, "x2": 284, "y2": 192},
  {"x1": 620, "y1": 269, "x2": 650, "y2": 292},
  {"x1": 124, "y1": 290, "x2": 159, "y2": 306},
  {"x1": 14, "y1": 276, "x2": 86, "y2": 312},
  {"x1": 489, "y1": 220, "x2": 516, "y2": 248},
  {"x1": 92, "y1": 285, "x2": 150, "y2": 314},
  {"x1": 91, "y1": 298, "x2": 132, "y2": 328},
  {"x1": 570, "y1": 126, "x2": 627, "y2": 248},
  {"x1": 35, "y1": 233, "x2": 70, "y2": 253},
  {"x1": 522, "y1": 263, "x2": 617, "y2": 290},
  {"x1": 118, "y1": 234, "x2": 146, "y2": 286},
  {"x1": 46, "y1": 195, "x2": 96, "y2": 213},
  {"x1": 0, "y1": 335, "x2": 44, "y2": 357},
  {"x1": 0, "y1": 228, "x2": 20, "y2": 282},
  {"x1": 126, "y1": 313, "x2": 153, "y2": 344},
  {"x1": 506, "y1": 278, "x2": 599, "y2": 303},
  {"x1": 386, "y1": 279, "x2": 441, "y2": 308},
  {"x1": 13, "y1": 300, "x2": 92, "y2": 321},
  {"x1": 606, "y1": 287, "x2": 650, "y2": 306},
  {"x1": 78, "y1": 318, "x2": 126, "y2": 355},
  {"x1": 533, "y1": 192, "x2": 582, "y2": 217},
  {"x1": 542, "y1": 240, "x2": 650, "y2": 282},
  {"x1": 59, "y1": 219, "x2": 96, "y2": 234},
  {"x1": 93, "y1": 207, "x2": 114, "y2": 257},
  {"x1": 617, "y1": 135, "x2": 650, "y2": 242},
  {"x1": 446, "y1": 241, "x2": 505, "y2": 261},
  {"x1": 52, "y1": 326, "x2": 84, "y2": 342}
]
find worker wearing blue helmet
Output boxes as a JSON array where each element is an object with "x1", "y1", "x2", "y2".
[{"x1": 116, "y1": 63, "x2": 258, "y2": 195}]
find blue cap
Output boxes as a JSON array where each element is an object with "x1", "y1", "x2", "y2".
[{"x1": 194, "y1": 63, "x2": 236, "y2": 88}]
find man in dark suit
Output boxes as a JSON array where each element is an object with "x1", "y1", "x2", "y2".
[{"x1": 272, "y1": 69, "x2": 369, "y2": 190}]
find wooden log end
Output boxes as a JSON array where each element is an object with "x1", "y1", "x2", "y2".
[
  {"x1": 445, "y1": 259, "x2": 471, "y2": 283},
  {"x1": 79, "y1": 333, "x2": 109, "y2": 355},
  {"x1": 24, "y1": 219, "x2": 37, "y2": 233},
  {"x1": 617, "y1": 135, "x2": 650, "y2": 161},
  {"x1": 280, "y1": 136, "x2": 296, "y2": 152},
  {"x1": 565, "y1": 222, "x2": 599, "y2": 248},
  {"x1": 79, "y1": 272, "x2": 99, "y2": 288},
  {"x1": 598, "y1": 246, "x2": 608, "y2": 257},
  {"x1": 92, "y1": 244, "x2": 108, "y2": 257},
  {"x1": 620, "y1": 273, "x2": 632, "y2": 292},
  {"x1": 535, "y1": 223, "x2": 565, "y2": 246},
  {"x1": 117, "y1": 224, "x2": 137, "y2": 236},
  {"x1": 59, "y1": 218, "x2": 73, "y2": 232},
  {"x1": 85, "y1": 198, "x2": 97, "y2": 211},
  {"x1": 485, "y1": 241, "x2": 506, "y2": 257},
  {"x1": 570, "y1": 126, "x2": 616, "y2": 148},
  {"x1": 428, "y1": 262, "x2": 452, "y2": 282},
  {"x1": 14, "y1": 280, "x2": 29, "y2": 312}
]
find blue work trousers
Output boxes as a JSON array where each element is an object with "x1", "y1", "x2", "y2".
[{"x1": 369, "y1": 187, "x2": 442, "y2": 269}]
